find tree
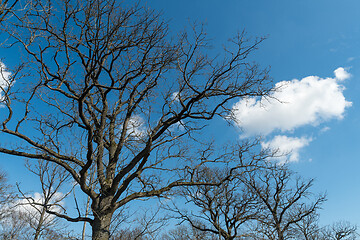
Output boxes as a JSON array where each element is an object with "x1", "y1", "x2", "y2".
[
  {"x1": 162, "y1": 224, "x2": 216, "y2": 240},
  {"x1": 291, "y1": 213, "x2": 322, "y2": 240},
  {"x1": 167, "y1": 142, "x2": 270, "y2": 240},
  {"x1": 108, "y1": 207, "x2": 167, "y2": 240},
  {"x1": 17, "y1": 160, "x2": 74, "y2": 240},
  {"x1": 242, "y1": 164, "x2": 326, "y2": 240},
  {"x1": 320, "y1": 221, "x2": 358, "y2": 240},
  {"x1": 0, "y1": 206, "x2": 78, "y2": 240},
  {"x1": 0, "y1": 160, "x2": 79, "y2": 239},
  {"x1": 0, "y1": 209, "x2": 33, "y2": 240},
  {"x1": 171, "y1": 169, "x2": 258, "y2": 240},
  {"x1": 0, "y1": 171, "x2": 14, "y2": 220},
  {"x1": 0, "y1": 0, "x2": 273, "y2": 239},
  {"x1": 0, "y1": 171, "x2": 20, "y2": 239},
  {"x1": 292, "y1": 214, "x2": 358, "y2": 240}
]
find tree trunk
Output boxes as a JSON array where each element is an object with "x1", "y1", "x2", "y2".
[
  {"x1": 34, "y1": 206, "x2": 46, "y2": 240},
  {"x1": 82, "y1": 194, "x2": 92, "y2": 240},
  {"x1": 278, "y1": 232, "x2": 284, "y2": 240},
  {"x1": 91, "y1": 211, "x2": 113, "y2": 240}
]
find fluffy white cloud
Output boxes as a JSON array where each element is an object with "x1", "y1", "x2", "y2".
[
  {"x1": 334, "y1": 67, "x2": 351, "y2": 81},
  {"x1": 0, "y1": 192, "x2": 64, "y2": 227},
  {"x1": 232, "y1": 67, "x2": 351, "y2": 163},
  {"x1": 261, "y1": 135, "x2": 312, "y2": 163},
  {"x1": 14, "y1": 192, "x2": 63, "y2": 214},
  {"x1": 232, "y1": 67, "x2": 352, "y2": 137}
]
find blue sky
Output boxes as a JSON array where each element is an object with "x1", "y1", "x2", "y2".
[
  {"x1": 145, "y1": 0, "x2": 360, "y2": 226},
  {"x1": 0, "y1": 0, "x2": 360, "y2": 231}
]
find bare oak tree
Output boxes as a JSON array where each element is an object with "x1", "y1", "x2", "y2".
[
  {"x1": 243, "y1": 164, "x2": 326, "y2": 240},
  {"x1": 291, "y1": 213, "x2": 322, "y2": 240},
  {"x1": 171, "y1": 170, "x2": 258, "y2": 240},
  {"x1": 162, "y1": 224, "x2": 216, "y2": 240},
  {"x1": 0, "y1": 0, "x2": 273, "y2": 239},
  {"x1": 0, "y1": 172, "x2": 14, "y2": 221},
  {"x1": 168, "y1": 141, "x2": 271, "y2": 240},
  {"x1": 292, "y1": 215, "x2": 358, "y2": 240},
  {"x1": 320, "y1": 221, "x2": 358, "y2": 240},
  {"x1": 18, "y1": 160, "x2": 73, "y2": 240}
]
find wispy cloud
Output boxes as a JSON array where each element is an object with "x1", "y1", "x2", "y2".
[
  {"x1": 320, "y1": 126, "x2": 330, "y2": 133},
  {"x1": 347, "y1": 57, "x2": 355, "y2": 62}
]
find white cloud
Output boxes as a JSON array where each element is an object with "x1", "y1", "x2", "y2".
[
  {"x1": 0, "y1": 62, "x2": 11, "y2": 86},
  {"x1": 171, "y1": 91, "x2": 180, "y2": 102},
  {"x1": 320, "y1": 126, "x2": 330, "y2": 133},
  {"x1": 347, "y1": 57, "x2": 355, "y2": 62},
  {"x1": 1, "y1": 192, "x2": 64, "y2": 226},
  {"x1": 232, "y1": 67, "x2": 352, "y2": 137},
  {"x1": 334, "y1": 67, "x2": 351, "y2": 81},
  {"x1": 261, "y1": 135, "x2": 312, "y2": 163},
  {"x1": 127, "y1": 115, "x2": 146, "y2": 139},
  {"x1": 169, "y1": 120, "x2": 185, "y2": 132},
  {"x1": 0, "y1": 61, "x2": 12, "y2": 104}
]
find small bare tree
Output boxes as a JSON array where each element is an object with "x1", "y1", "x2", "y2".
[
  {"x1": 291, "y1": 213, "x2": 322, "y2": 240},
  {"x1": 168, "y1": 141, "x2": 270, "y2": 240},
  {"x1": 0, "y1": 172, "x2": 14, "y2": 220},
  {"x1": 172, "y1": 170, "x2": 258, "y2": 240},
  {"x1": 162, "y1": 224, "x2": 216, "y2": 240},
  {"x1": 108, "y1": 207, "x2": 167, "y2": 240},
  {"x1": 0, "y1": 210, "x2": 32, "y2": 239},
  {"x1": 320, "y1": 221, "x2": 358, "y2": 240},
  {"x1": 0, "y1": 171, "x2": 20, "y2": 239},
  {"x1": 292, "y1": 215, "x2": 358, "y2": 240},
  {"x1": 17, "y1": 160, "x2": 73, "y2": 240},
  {"x1": 243, "y1": 164, "x2": 326, "y2": 240},
  {"x1": 167, "y1": 141, "x2": 275, "y2": 240},
  {"x1": 0, "y1": 0, "x2": 273, "y2": 239}
]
